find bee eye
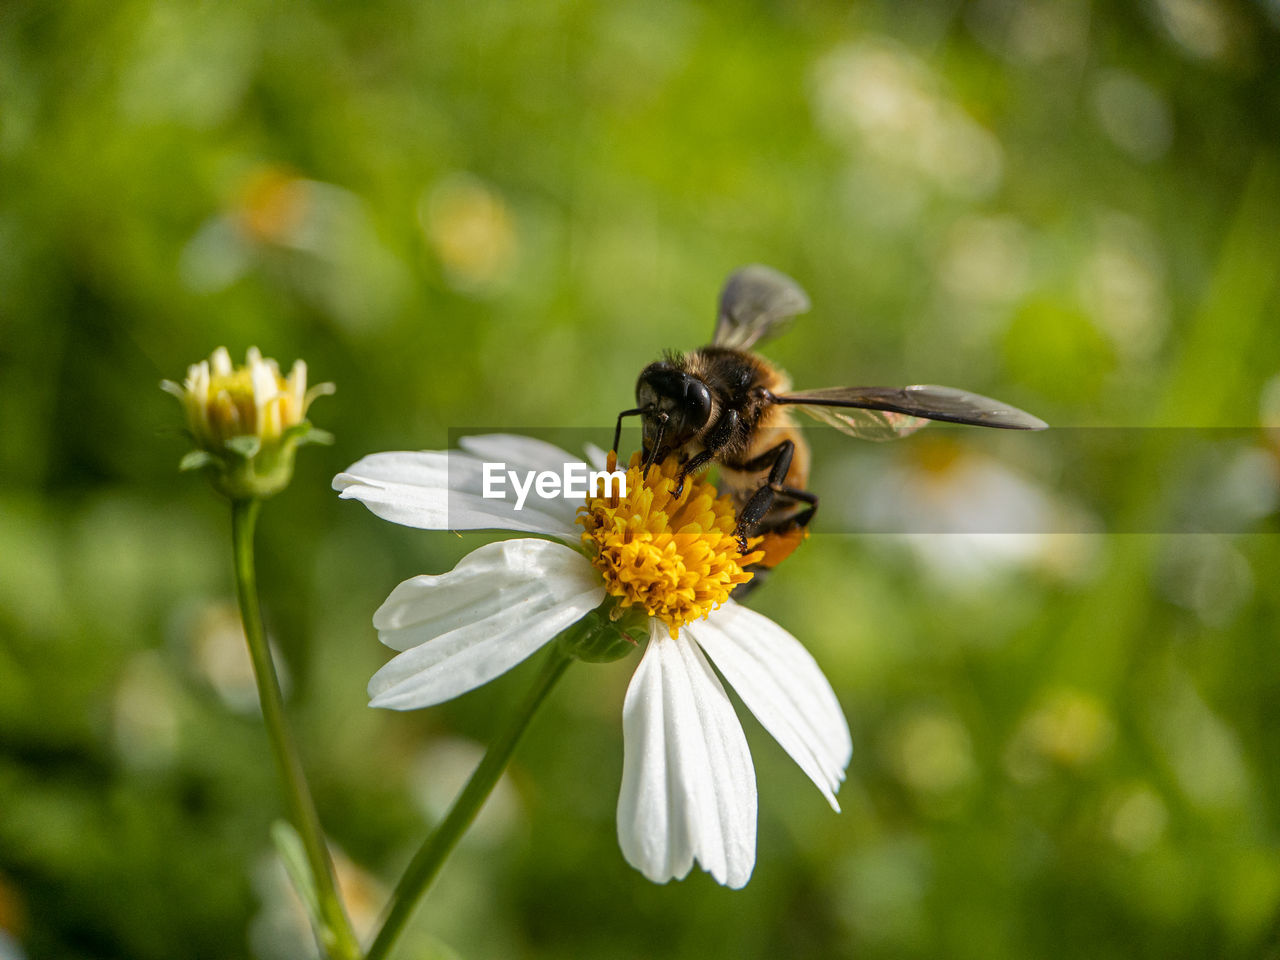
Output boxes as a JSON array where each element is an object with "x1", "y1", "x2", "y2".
[
  {"x1": 636, "y1": 366, "x2": 713, "y2": 439},
  {"x1": 684, "y1": 380, "x2": 712, "y2": 426}
]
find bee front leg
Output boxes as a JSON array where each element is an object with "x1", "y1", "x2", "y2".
[
  {"x1": 674, "y1": 409, "x2": 738, "y2": 496},
  {"x1": 673, "y1": 449, "x2": 714, "y2": 497}
]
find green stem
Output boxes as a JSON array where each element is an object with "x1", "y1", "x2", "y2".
[
  {"x1": 231, "y1": 498, "x2": 361, "y2": 960},
  {"x1": 365, "y1": 643, "x2": 576, "y2": 960}
]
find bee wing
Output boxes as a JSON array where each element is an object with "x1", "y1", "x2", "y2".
[
  {"x1": 778, "y1": 385, "x2": 1048, "y2": 442},
  {"x1": 712, "y1": 265, "x2": 811, "y2": 350},
  {"x1": 791, "y1": 402, "x2": 930, "y2": 442}
]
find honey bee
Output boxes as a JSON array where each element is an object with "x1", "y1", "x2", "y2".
[{"x1": 612, "y1": 265, "x2": 1048, "y2": 572}]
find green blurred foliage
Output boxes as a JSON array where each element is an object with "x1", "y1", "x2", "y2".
[{"x1": 3, "y1": 0, "x2": 1280, "y2": 958}]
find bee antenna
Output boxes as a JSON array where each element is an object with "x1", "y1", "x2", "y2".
[{"x1": 612, "y1": 407, "x2": 645, "y2": 457}]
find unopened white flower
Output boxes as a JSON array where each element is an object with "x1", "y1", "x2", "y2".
[
  {"x1": 163, "y1": 346, "x2": 333, "y2": 499},
  {"x1": 334, "y1": 435, "x2": 852, "y2": 888}
]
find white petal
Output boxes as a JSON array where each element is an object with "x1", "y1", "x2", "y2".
[
  {"x1": 458, "y1": 434, "x2": 579, "y2": 475},
  {"x1": 288, "y1": 359, "x2": 308, "y2": 410},
  {"x1": 368, "y1": 539, "x2": 604, "y2": 710},
  {"x1": 617, "y1": 621, "x2": 757, "y2": 888},
  {"x1": 457, "y1": 435, "x2": 604, "y2": 525},
  {"x1": 249, "y1": 351, "x2": 280, "y2": 433},
  {"x1": 687, "y1": 602, "x2": 852, "y2": 811},
  {"x1": 210, "y1": 347, "x2": 232, "y2": 377},
  {"x1": 333, "y1": 449, "x2": 580, "y2": 540}
]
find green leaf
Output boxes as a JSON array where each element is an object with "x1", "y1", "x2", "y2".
[{"x1": 270, "y1": 821, "x2": 325, "y2": 939}]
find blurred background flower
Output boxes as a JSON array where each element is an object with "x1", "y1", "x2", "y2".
[{"x1": 2, "y1": 1, "x2": 1280, "y2": 958}]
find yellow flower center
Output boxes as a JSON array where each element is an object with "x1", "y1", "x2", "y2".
[
  {"x1": 206, "y1": 367, "x2": 261, "y2": 437},
  {"x1": 578, "y1": 453, "x2": 764, "y2": 637},
  {"x1": 206, "y1": 366, "x2": 297, "y2": 441}
]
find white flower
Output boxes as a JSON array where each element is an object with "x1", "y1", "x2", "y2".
[{"x1": 334, "y1": 435, "x2": 852, "y2": 888}]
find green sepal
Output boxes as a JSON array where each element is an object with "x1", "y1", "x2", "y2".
[
  {"x1": 616, "y1": 608, "x2": 651, "y2": 645},
  {"x1": 179, "y1": 450, "x2": 216, "y2": 472},
  {"x1": 176, "y1": 419, "x2": 328, "y2": 501},
  {"x1": 557, "y1": 603, "x2": 647, "y2": 663},
  {"x1": 226, "y1": 435, "x2": 262, "y2": 458},
  {"x1": 287, "y1": 422, "x2": 334, "y2": 447}
]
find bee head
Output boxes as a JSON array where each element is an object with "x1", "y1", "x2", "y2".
[{"x1": 634, "y1": 360, "x2": 713, "y2": 461}]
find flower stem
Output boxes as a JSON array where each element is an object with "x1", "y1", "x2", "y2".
[
  {"x1": 230, "y1": 498, "x2": 361, "y2": 960},
  {"x1": 364, "y1": 643, "x2": 576, "y2": 960}
]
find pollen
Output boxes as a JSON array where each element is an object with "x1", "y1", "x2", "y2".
[{"x1": 578, "y1": 453, "x2": 765, "y2": 637}]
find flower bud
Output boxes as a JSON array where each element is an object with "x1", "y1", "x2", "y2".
[{"x1": 163, "y1": 346, "x2": 333, "y2": 500}]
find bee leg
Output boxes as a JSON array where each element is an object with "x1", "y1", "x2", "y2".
[
  {"x1": 673, "y1": 450, "x2": 713, "y2": 497},
  {"x1": 735, "y1": 485, "x2": 817, "y2": 551},
  {"x1": 731, "y1": 439, "x2": 797, "y2": 551},
  {"x1": 779, "y1": 488, "x2": 818, "y2": 529},
  {"x1": 673, "y1": 409, "x2": 738, "y2": 496},
  {"x1": 734, "y1": 494, "x2": 819, "y2": 596}
]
